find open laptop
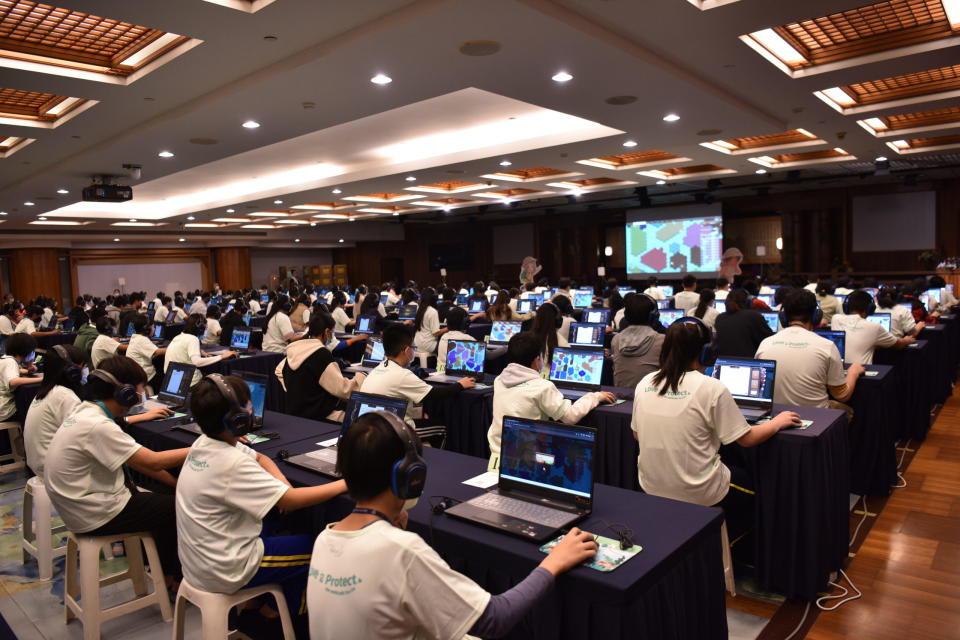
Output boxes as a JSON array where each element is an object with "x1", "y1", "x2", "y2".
[
  {"x1": 710, "y1": 357, "x2": 776, "y2": 423},
  {"x1": 581, "y1": 308, "x2": 610, "y2": 325},
  {"x1": 529, "y1": 293, "x2": 544, "y2": 306},
  {"x1": 714, "y1": 300, "x2": 727, "y2": 313},
  {"x1": 657, "y1": 299, "x2": 672, "y2": 310},
  {"x1": 568, "y1": 323, "x2": 605, "y2": 348},
  {"x1": 150, "y1": 323, "x2": 165, "y2": 343},
  {"x1": 617, "y1": 287, "x2": 636, "y2": 295},
  {"x1": 760, "y1": 311, "x2": 780, "y2": 333},
  {"x1": 242, "y1": 312, "x2": 252, "y2": 327},
  {"x1": 260, "y1": 294, "x2": 269, "y2": 304},
  {"x1": 489, "y1": 321, "x2": 522, "y2": 346},
  {"x1": 866, "y1": 313, "x2": 892, "y2": 332},
  {"x1": 230, "y1": 328, "x2": 254, "y2": 353},
  {"x1": 118, "y1": 322, "x2": 136, "y2": 344},
  {"x1": 397, "y1": 305, "x2": 417, "y2": 321},
  {"x1": 379, "y1": 294, "x2": 390, "y2": 306},
  {"x1": 815, "y1": 330, "x2": 846, "y2": 361},
  {"x1": 354, "y1": 314, "x2": 378, "y2": 335},
  {"x1": 756, "y1": 294, "x2": 775, "y2": 308},
  {"x1": 659, "y1": 309, "x2": 685, "y2": 327},
  {"x1": 283, "y1": 392, "x2": 409, "y2": 477},
  {"x1": 658, "y1": 285, "x2": 674, "y2": 297},
  {"x1": 177, "y1": 373, "x2": 269, "y2": 436},
  {"x1": 147, "y1": 301, "x2": 156, "y2": 314},
  {"x1": 141, "y1": 362, "x2": 195, "y2": 410},
  {"x1": 834, "y1": 294, "x2": 848, "y2": 308},
  {"x1": 467, "y1": 298, "x2": 488, "y2": 314},
  {"x1": 344, "y1": 337, "x2": 385, "y2": 373},
  {"x1": 445, "y1": 416, "x2": 597, "y2": 542},
  {"x1": 428, "y1": 340, "x2": 485, "y2": 383},
  {"x1": 548, "y1": 347, "x2": 604, "y2": 400},
  {"x1": 455, "y1": 293, "x2": 468, "y2": 306},
  {"x1": 572, "y1": 290, "x2": 593, "y2": 309},
  {"x1": 516, "y1": 299, "x2": 536, "y2": 315}
]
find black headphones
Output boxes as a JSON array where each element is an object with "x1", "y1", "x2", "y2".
[
  {"x1": 676, "y1": 316, "x2": 717, "y2": 367},
  {"x1": 779, "y1": 299, "x2": 823, "y2": 329},
  {"x1": 206, "y1": 374, "x2": 253, "y2": 436},
  {"x1": 53, "y1": 344, "x2": 83, "y2": 387},
  {"x1": 88, "y1": 369, "x2": 140, "y2": 408},
  {"x1": 541, "y1": 301, "x2": 563, "y2": 329},
  {"x1": 639, "y1": 293, "x2": 661, "y2": 325},
  {"x1": 378, "y1": 411, "x2": 427, "y2": 500},
  {"x1": 842, "y1": 290, "x2": 876, "y2": 316}
]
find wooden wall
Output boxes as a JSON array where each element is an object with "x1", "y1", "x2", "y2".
[
  {"x1": 8, "y1": 248, "x2": 61, "y2": 302},
  {"x1": 213, "y1": 247, "x2": 252, "y2": 291}
]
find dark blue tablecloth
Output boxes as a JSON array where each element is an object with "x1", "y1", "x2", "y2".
[
  {"x1": 847, "y1": 364, "x2": 897, "y2": 496},
  {"x1": 35, "y1": 332, "x2": 77, "y2": 351},
  {"x1": 876, "y1": 340, "x2": 932, "y2": 440},
  {"x1": 920, "y1": 324, "x2": 951, "y2": 405}
]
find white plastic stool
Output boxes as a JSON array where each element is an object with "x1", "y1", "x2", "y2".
[
  {"x1": 0, "y1": 422, "x2": 25, "y2": 474},
  {"x1": 414, "y1": 350, "x2": 431, "y2": 369},
  {"x1": 172, "y1": 579, "x2": 295, "y2": 640},
  {"x1": 64, "y1": 531, "x2": 172, "y2": 640},
  {"x1": 720, "y1": 521, "x2": 736, "y2": 596},
  {"x1": 20, "y1": 476, "x2": 67, "y2": 580}
]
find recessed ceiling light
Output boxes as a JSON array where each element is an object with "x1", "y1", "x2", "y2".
[
  {"x1": 622, "y1": 140, "x2": 638, "y2": 147},
  {"x1": 273, "y1": 199, "x2": 283, "y2": 204},
  {"x1": 56, "y1": 189, "x2": 69, "y2": 194},
  {"x1": 38, "y1": 216, "x2": 46, "y2": 220},
  {"x1": 405, "y1": 176, "x2": 416, "y2": 182},
  {"x1": 226, "y1": 208, "x2": 235, "y2": 213},
  {"x1": 349, "y1": 217, "x2": 356, "y2": 222},
  {"x1": 755, "y1": 169, "x2": 767, "y2": 174},
  {"x1": 875, "y1": 156, "x2": 888, "y2": 162},
  {"x1": 186, "y1": 216, "x2": 196, "y2": 221},
  {"x1": 24, "y1": 201, "x2": 34, "y2": 206},
  {"x1": 371, "y1": 74, "x2": 392, "y2": 85},
  {"x1": 0, "y1": 211, "x2": 6, "y2": 215},
  {"x1": 113, "y1": 238, "x2": 119, "y2": 242},
  {"x1": 158, "y1": 150, "x2": 175, "y2": 158},
  {"x1": 310, "y1": 222, "x2": 317, "y2": 227},
  {"x1": 129, "y1": 218, "x2": 137, "y2": 222},
  {"x1": 499, "y1": 160, "x2": 512, "y2": 167},
  {"x1": 663, "y1": 113, "x2": 680, "y2": 122},
  {"x1": 552, "y1": 71, "x2": 573, "y2": 82},
  {"x1": 178, "y1": 237, "x2": 186, "y2": 242},
  {"x1": 656, "y1": 180, "x2": 666, "y2": 185},
  {"x1": 294, "y1": 238, "x2": 301, "y2": 243},
  {"x1": 332, "y1": 188, "x2": 342, "y2": 194},
  {"x1": 338, "y1": 238, "x2": 344, "y2": 243},
  {"x1": 242, "y1": 120, "x2": 260, "y2": 129}
]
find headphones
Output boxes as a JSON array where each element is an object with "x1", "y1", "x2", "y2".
[
  {"x1": 842, "y1": 290, "x2": 876, "y2": 316},
  {"x1": 377, "y1": 411, "x2": 427, "y2": 500},
  {"x1": 206, "y1": 374, "x2": 253, "y2": 436},
  {"x1": 639, "y1": 293, "x2": 661, "y2": 325},
  {"x1": 541, "y1": 301, "x2": 563, "y2": 328},
  {"x1": 676, "y1": 316, "x2": 717, "y2": 367},
  {"x1": 88, "y1": 369, "x2": 140, "y2": 408},
  {"x1": 53, "y1": 344, "x2": 83, "y2": 387},
  {"x1": 779, "y1": 296, "x2": 823, "y2": 329}
]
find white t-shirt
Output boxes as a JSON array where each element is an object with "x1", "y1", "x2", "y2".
[
  {"x1": 834, "y1": 287, "x2": 854, "y2": 296},
  {"x1": 878, "y1": 304, "x2": 916, "y2": 338},
  {"x1": 42, "y1": 307, "x2": 54, "y2": 327},
  {"x1": 308, "y1": 521, "x2": 489, "y2": 640},
  {"x1": 176, "y1": 436, "x2": 289, "y2": 594},
  {"x1": 264, "y1": 313, "x2": 294, "y2": 353},
  {"x1": 437, "y1": 330, "x2": 475, "y2": 366},
  {"x1": 204, "y1": 318, "x2": 222, "y2": 346},
  {"x1": 127, "y1": 334, "x2": 159, "y2": 381},
  {"x1": 248, "y1": 299, "x2": 261, "y2": 314},
  {"x1": 24, "y1": 385, "x2": 81, "y2": 477},
  {"x1": 413, "y1": 307, "x2": 441, "y2": 354},
  {"x1": 332, "y1": 307, "x2": 351, "y2": 334},
  {"x1": 359, "y1": 360, "x2": 431, "y2": 428},
  {"x1": 693, "y1": 306, "x2": 719, "y2": 330},
  {"x1": 830, "y1": 314, "x2": 898, "y2": 365},
  {"x1": 673, "y1": 291, "x2": 699, "y2": 313},
  {"x1": 803, "y1": 283, "x2": 818, "y2": 293},
  {"x1": 43, "y1": 401, "x2": 141, "y2": 533},
  {"x1": 643, "y1": 287, "x2": 665, "y2": 301},
  {"x1": 715, "y1": 289, "x2": 729, "y2": 301},
  {"x1": 15, "y1": 317, "x2": 36, "y2": 334},
  {"x1": 0, "y1": 356, "x2": 22, "y2": 421},
  {"x1": 755, "y1": 326, "x2": 846, "y2": 408},
  {"x1": 632, "y1": 370, "x2": 750, "y2": 505},
  {"x1": 0, "y1": 315, "x2": 16, "y2": 335},
  {"x1": 165, "y1": 333, "x2": 221, "y2": 386},
  {"x1": 90, "y1": 334, "x2": 120, "y2": 368}
]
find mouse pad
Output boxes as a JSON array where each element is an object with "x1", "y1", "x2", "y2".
[{"x1": 539, "y1": 533, "x2": 641, "y2": 572}]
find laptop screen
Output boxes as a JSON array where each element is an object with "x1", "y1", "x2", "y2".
[
  {"x1": 834, "y1": 294, "x2": 848, "y2": 307},
  {"x1": 445, "y1": 340, "x2": 485, "y2": 375},
  {"x1": 618, "y1": 287, "x2": 636, "y2": 295},
  {"x1": 756, "y1": 294, "x2": 775, "y2": 308},
  {"x1": 658, "y1": 285, "x2": 674, "y2": 297},
  {"x1": 866, "y1": 313, "x2": 892, "y2": 332},
  {"x1": 231, "y1": 329, "x2": 252, "y2": 350},
  {"x1": 260, "y1": 294, "x2": 269, "y2": 303},
  {"x1": 572, "y1": 291, "x2": 593, "y2": 308},
  {"x1": 516, "y1": 299, "x2": 535, "y2": 314},
  {"x1": 340, "y1": 392, "x2": 408, "y2": 438},
  {"x1": 124, "y1": 322, "x2": 135, "y2": 338},
  {"x1": 152, "y1": 324, "x2": 163, "y2": 339},
  {"x1": 398, "y1": 305, "x2": 417, "y2": 321},
  {"x1": 569, "y1": 323, "x2": 605, "y2": 347},
  {"x1": 455, "y1": 294, "x2": 468, "y2": 306},
  {"x1": 711, "y1": 357, "x2": 775, "y2": 407},
  {"x1": 379, "y1": 294, "x2": 389, "y2": 306},
  {"x1": 548, "y1": 347, "x2": 603, "y2": 389},
  {"x1": 165, "y1": 310, "x2": 177, "y2": 324},
  {"x1": 815, "y1": 330, "x2": 846, "y2": 360},
  {"x1": 468, "y1": 299, "x2": 487, "y2": 313},
  {"x1": 714, "y1": 300, "x2": 726, "y2": 313},
  {"x1": 363, "y1": 338, "x2": 385, "y2": 365},
  {"x1": 529, "y1": 294, "x2": 544, "y2": 306},
  {"x1": 242, "y1": 313, "x2": 251, "y2": 326},
  {"x1": 659, "y1": 309, "x2": 685, "y2": 326},
  {"x1": 490, "y1": 321, "x2": 521, "y2": 344},
  {"x1": 160, "y1": 363, "x2": 194, "y2": 400},
  {"x1": 356, "y1": 315, "x2": 376, "y2": 334},
  {"x1": 500, "y1": 416, "x2": 596, "y2": 500},
  {"x1": 241, "y1": 377, "x2": 267, "y2": 419},
  {"x1": 926, "y1": 288, "x2": 942, "y2": 304},
  {"x1": 760, "y1": 311, "x2": 779, "y2": 333},
  {"x1": 582, "y1": 308, "x2": 610, "y2": 324}
]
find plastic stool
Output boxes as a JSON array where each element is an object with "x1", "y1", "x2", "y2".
[
  {"x1": 721, "y1": 521, "x2": 736, "y2": 596},
  {"x1": 0, "y1": 422, "x2": 25, "y2": 474},
  {"x1": 172, "y1": 579, "x2": 295, "y2": 640},
  {"x1": 414, "y1": 350, "x2": 431, "y2": 369},
  {"x1": 64, "y1": 531, "x2": 172, "y2": 640},
  {"x1": 20, "y1": 476, "x2": 67, "y2": 580}
]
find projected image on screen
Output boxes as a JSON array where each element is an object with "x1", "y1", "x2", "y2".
[{"x1": 626, "y1": 215, "x2": 723, "y2": 276}]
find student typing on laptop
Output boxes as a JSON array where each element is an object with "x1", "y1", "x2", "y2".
[
  {"x1": 308, "y1": 410, "x2": 597, "y2": 640},
  {"x1": 124, "y1": 314, "x2": 168, "y2": 394},
  {"x1": 488, "y1": 332, "x2": 615, "y2": 465},
  {"x1": 830, "y1": 290, "x2": 914, "y2": 364},
  {"x1": 631, "y1": 319, "x2": 799, "y2": 540}
]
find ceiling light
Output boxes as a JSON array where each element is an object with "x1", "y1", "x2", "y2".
[
  {"x1": 226, "y1": 208, "x2": 235, "y2": 213},
  {"x1": 113, "y1": 238, "x2": 119, "y2": 242},
  {"x1": 604, "y1": 246, "x2": 613, "y2": 257},
  {"x1": 442, "y1": 207, "x2": 452, "y2": 212},
  {"x1": 242, "y1": 120, "x2": 260, "y2": 129},
  {"x1": 178, "y1": 237, "x2": 186, "y2": 242},
  {"x1": 551, "y1": 71, "x2": 573, "y2": 82},
  {"x1": 818, "y1": 87, "x2": 856, "y2": 109},
  {"x1": 338, "y1": 238, "x2": 344, "y2": 243},
  {"x1": 775, "y1": 237, "x2": 783, "y2": 251},
  {"x1": 294, "y1": 238, "x2": 301, "y2": 243},
  {"x1": 38, "y1": 216, "x2": 46, "y2": 220},
  {"x1": 187, "y1": 215, "x2": 196, "y2": 221},
  {"x1": 241, "y1": 224, "x2": 277, "y2": 229},
  {"x1": 663, "y1": 114, "x2": 680, "y2": 122},
  {"x1": 184, "y1": 223, "x2": 219, "y2": 228},
  {"x1": 656, "y1": 180, "x2": 666, "y2": 185},
  {"x1": 56, "y1": 189, "x2": 69, "y2": 194},
  {"x1": 158, "y1": 150, "x2": 175, "y2": 158},
  {"x1": 371, "y1": 74, "x2": 392, "y2": 85},
  {"x1": 0, "y1": 212, "x2": 6, "y2": 215},
  {"x1": 24, "y1": 201, "x2": 34, "y2": 206},
  {"x1": 875, "y1": 156, "x2": 888, "y2": 162},
  {"x1": 943, "y1": 0, "x2": 960, "y2": 27},
  {"x1": 755, "y1": 169, "x2": 767, "y2": 174},
  {"x1": 349, "y1": 217, "x2": 356, "y2": 222},
  {"x1": 212, "y1": 217, "x2": 251, "y2": 223},
  {"x1": 863, "y1": 118, "x2": 887, "y2": 132},
  {"x1": 622, "y1": 140, "x2": 638, "y2": 147},
  {"x1": 499, "y1": 160, "x2": 512, "y2": 167},
  {"x1": 332, "y1": 188, "x2": 342, "y2": 194},
  {"x1": 405, "y1": 176, "x2": 416, "y2": 182},
  {"x1": 310, "y1": 222, "x2": 317, "y2": 227},
  {"x1": 273, "y1": 199, "x2": 283, "y2": 204},
  {"x1": 129, "y1": 218, "x2": 137, "y2": 222},
  {"x1": 392, "y1": 212, "x2": 400, "y2": 216},
  {"x1": 745, "y1": 28, "x2": 807, "y2": 67}
]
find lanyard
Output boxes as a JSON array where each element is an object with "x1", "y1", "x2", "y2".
[
  {"x1": 352, "y1": 507, "x2": 392, "y2": 527},
  {"x1": 93, "y1": 400, "x2": 115, "y2": 422}
]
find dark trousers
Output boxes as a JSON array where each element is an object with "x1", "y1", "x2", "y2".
[
  {"x1": 87, "y1": 490, "x2": 181, "y2": 578},
  {"x1": 715, "y1": 462, "x2": 755, "y2": 548}
]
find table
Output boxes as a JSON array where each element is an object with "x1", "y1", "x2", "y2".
[
  {"x1": 204, "y1": 347, "x2": 285, "y2": 412},
  {"x1": 847, "y1": 364, "x2": 897, "y2": 496},
  {"x1": 35, "y1": 332, "x2": 77, "y2": 351},
  {"x1": 920, "y1": 324, "x2": 951, "y2": 405},
  {"x1": 876, "y1": 340, "x2": 933, "y2": 440}
]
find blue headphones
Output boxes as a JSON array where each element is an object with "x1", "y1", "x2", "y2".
[
  {"x1": 53, "y1": 345, "x2": 83, "y2": 387},
  {"x1": 206, "y1": 374, "x2": 253, "y2": 436},
  {"x1": 842, "y1": 290, "x2": 876, "y2": 316},
  {"x1": 377, "y1": 411, "x2": 427, "y2": 500},
  {"x1": 639, "y1": 293, "x2": 661, "y2": 325},
  {"x1": 88, "y1": 369, "x2": 140, "y2": 408},
  {"x1": 779, "y1": 301, "x2": 823, "y2": 329},
  {"x1": 676, "y1": 316, "x2": 717, "y2": 367}
]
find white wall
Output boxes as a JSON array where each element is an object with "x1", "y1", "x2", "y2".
[
  {"x1": 250, "y1": 249, "x2": 333, "y2": 288},
  {"x1": 77, "y1": 262, "x2": 203, "y2": 297}
]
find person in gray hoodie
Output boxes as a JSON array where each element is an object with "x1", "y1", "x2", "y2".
[
  {"x1": 488, "y1": 332, "x2": 615, "y2": 467},
  {"x1": 611, "y1": 294, "x2": 665, "y2": 389}
]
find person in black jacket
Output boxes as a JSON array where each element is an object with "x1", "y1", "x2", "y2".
[
  {"x1": 218, "y1": 301, "x2": 248, "y2": 347},
  {"x1": 714, "y1": 289, "x2": 774, "y2": 358},
  {"x1": 274, "y1": 313, "x2": 365, "y2": 422}
]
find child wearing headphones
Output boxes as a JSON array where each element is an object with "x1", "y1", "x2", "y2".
[
  {"x1": 90, "y1": 315, "x2": 128, "y2": 368},
  {"x1": 631, "y1": 319, "x2": 800, "y2": 539},
  {"x1": 308, "y1": 410, "x2": 598, "y2": 639},
  {"x1": 0, "y1": 333, "x2": 39, "y2": 457},
  {"x1": 164, "y1": 314, "x2": 236, "y2": 387},
  {"x1": 611, "y1": 294, "x2": 665, "y2": 389},
  {"x1": 830, "y1": 290, "x2": 914, "y2": 364},
  {"x1": 43, "y1": 356, "x2": 191, "y2": 586},
  {"x1": 176, "y1": 374, "x2": 347, "y2": 620}
]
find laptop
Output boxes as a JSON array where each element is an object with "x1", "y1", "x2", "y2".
[
  {"x1": 445, "y1": 416, "x2": 597, "y2": 542},
  {"x1": 165, "y1": 309, "x2": 178, "y2": 325},
  {"x1": 489, "y1": 321, "x2": 522, "y2": 346},
  {"x1": 230, "y1": 328, "x2": 254, "y2": 353},
  {"x1": 572, "y1": 291, "x2": 593, "y2": 309},
  {"x1": 397, "y1": 305, "x2": 417, "y2": 321},
  {"x1": 834, "y1": 294, "x2": 848, "y2": 308},
  {"x1": 897, "y1": 302, "x2": 914, "y2": 314},
  {"x1": 659, "y1": 309, "x2": 685, "y2": 327},
  {"x1": 429, "y1": 340, "x2": 485, "y2": 383},
  {"x1": 756, "y1": 294, "x2": 775, "y2": 308},
  {"x1": 147, "y1": 301, "x2": 155, "y2": 314},
  {"x1": 714, "y1": 300, "x2": 727, "y2": 313},
  {"x1": 581, "y1": 308, "x2": 610, "y2": 325},
  {"x1": 119, "y1": 322, "x2": 136, "y2": 343},
  {"x1": 345, "y1": 337, "x2": 385, "y2": 373},
  {"x1": 516, "y1": 299, "x2": 536, "y2": 315},
  {"x1": 529, "y1": 293, "x2": 544, "y2": 306},
  {"x1": 354, "y1": 314, "x2": 378, "y2": 335},
  {"x1": 617, "y1": 287, "x2": 636, "y2": 295},
  {"x1": 141, "y1": 362, "x2": 195, "y2": 410},
  {"x1": 455, "y1": 293, "x2": 468, "y2": 306},
  {"x1": 468, "y1": 299, "x2": 488, "y2": 313},
  {"x1": 260, "y1": 294, "x2": 269, "y2": 304},
  {"x1": 815, "y1": 330, "x2": 846, "y2": 361},
  {"x1": 568, "y1": 323, "x2": 605, "y2": 348},
  {"x1": 242, "y1": 312, "x2": 252, "y2": 326},
  {"x1": 658, "y1": 285, "x2": 674, "y2": 297},
  {"x1": 657, "y1": 299, "x2": 672, "y2": 310},
  {"x1": 710, "y1": 357, "x2": 776, "y2": 423},
  {"x1": 866, "y1": 313, "x2": 892, "y2": 332},
  {"x1": 283, "y1": 392, "x2": 409, "y2": 477},
  {"x1": 760, "y1": 311, "x2": 780, "y2": 333},
  {"x1": 548, "y1": 347, "x2": 604, "y2": 400},
  {"x1": 150, "y1": 323, "x2": 165, "y2": 343},
  {"x1": 177, "y1": 374, "x2": 269, "y2": 436}
]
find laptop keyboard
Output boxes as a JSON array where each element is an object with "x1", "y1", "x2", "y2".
[
  {"x1": 305, "y1": 448, "x2": 338, "y2": 463},
  {"x1": 469, "y1": 492, "x2": 573, "y2": 527}
]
